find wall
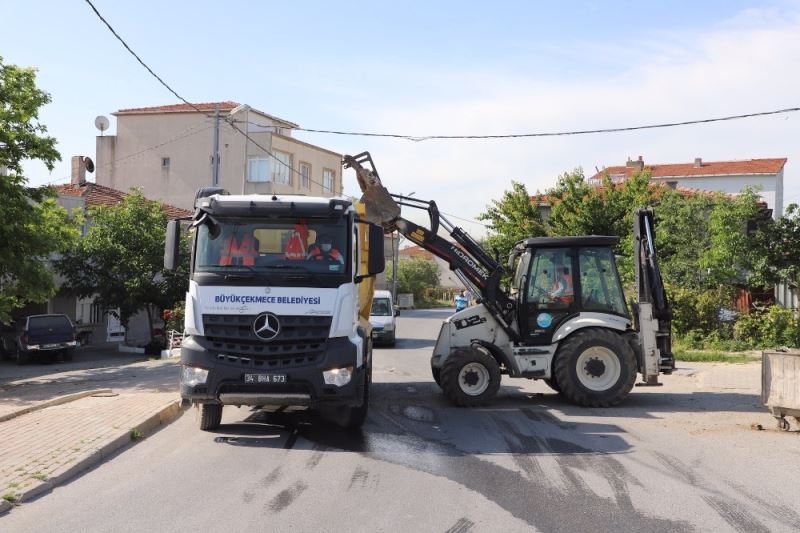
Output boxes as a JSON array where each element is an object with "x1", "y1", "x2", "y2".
[{"x1": 653, "y1": 174, "x2": 782, "y2": 219}]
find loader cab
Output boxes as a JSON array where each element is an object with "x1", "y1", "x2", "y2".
[{"x1": 510, "y1": 236, "x2": 628, "y2": 345}]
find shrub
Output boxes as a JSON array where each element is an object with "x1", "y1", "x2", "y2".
[{"x1": 734, "y1": 305, "x2": 799, "y2": 348}]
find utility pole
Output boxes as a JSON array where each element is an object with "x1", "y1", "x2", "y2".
[
  {"x1": 391, "y1": 231, "x2": 398, "y2": 303},
  {"x1": 211, "y1": 103, "x2": 220, "y2": 186}
]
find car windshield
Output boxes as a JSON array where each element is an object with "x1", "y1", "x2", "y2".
[
  {"x1": 194, "y1": 217, "x2": 349, "y2": 275},
  {"x1": 371, "y1": 298, "x2": 392, "y2": 316},
  {"x1": 28, "y1": 315, "x2": 71, "y2": 331}
]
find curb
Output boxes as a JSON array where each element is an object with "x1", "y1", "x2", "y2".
[
  {"x1": 0, "y1": 389, "x2": 113, "y2": 423},
  {"x1": 1, "y1": 397, "x2": 185, "y2": 513}
]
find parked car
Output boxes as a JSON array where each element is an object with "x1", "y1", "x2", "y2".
[
  {"x1": 370, "y1": 290, "x2": 398, "y2": 347},
  {"x1": 0, "y1": 314, "x2": 78, "y2": 365}
]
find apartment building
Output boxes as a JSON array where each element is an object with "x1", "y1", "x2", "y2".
[{"x1": 96, "y1": 101, "x2": 342, "y2": 211}]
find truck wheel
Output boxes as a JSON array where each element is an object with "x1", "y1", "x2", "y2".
[
  {"x1": 199, "y1": 404, "x2": 223, "y2": 431},
  {"x1": 330, "y1": 367, "x2": 370, "y2": 429},
  {"x1": 553, "y1": 329, "x2": 636, "y2": 407},
  {"x1": 63, "y1": 349, "x2": 74, "y2": 362},
  {"x1": 388, "y1": 332, "x2": 396, "y2": 347},
  {"x1": 431, "y1": 366, "x2": 442, "y2": 387},
  {"x1": 440, "y1": 347, "x2": 501, "y2": 407}
]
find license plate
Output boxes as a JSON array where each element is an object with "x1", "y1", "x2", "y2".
[
  {"x1": 43, "y1": 343, "x2": 59, "y2": 349},
  {"x1": 244, "y1": 373, "x2": 287, "y2": 384}
]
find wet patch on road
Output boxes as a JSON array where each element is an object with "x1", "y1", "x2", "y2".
[{"x1": 444, "y1": 517, "x2": 475, "y2": 533}]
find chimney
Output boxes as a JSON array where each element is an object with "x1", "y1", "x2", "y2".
[
  {"x1": 626, "y1": 155, "x2": 644, "y2": 172},
  {"x1": 71, "y1": 156, "x2": 87, "y2": 185},
  {"x1": 694, "y1": 157, "x2": 702, "y2": 168}
]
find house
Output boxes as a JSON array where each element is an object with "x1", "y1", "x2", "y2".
[
  {"x1": 95, "y1": 101, "x2": 343, "y2": 211},
  {"x1": 589, "y1": 156, "x2": 787, "y2": 219},
  {"x1": 43, "y1": 158, "x2": 192, "y2": 345}
]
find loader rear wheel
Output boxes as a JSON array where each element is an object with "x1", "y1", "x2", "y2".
[
  {"x1": 553, "y1": 329, "x2": 636, "y2": 407},
  {"x1": 431, "y1": 366, "x2": 442, "y2": 387},
  {"x1": 440, "y1": 347, "x2": 501, "y2": 407}
]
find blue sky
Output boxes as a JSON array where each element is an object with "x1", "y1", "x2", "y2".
[{"x1": 3, "y1": 0, "x2": 799, "y2": 235}]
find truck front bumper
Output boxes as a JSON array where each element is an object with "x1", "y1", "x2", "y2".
[{"x1": 179, "y1": 335, "x2": 365, "y2": 409}]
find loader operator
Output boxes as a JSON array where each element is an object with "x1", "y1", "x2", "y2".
[{"x1": 549, "y1": 266, "x2": 574, "y2": 305}]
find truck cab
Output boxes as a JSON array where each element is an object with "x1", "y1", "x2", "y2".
[{"x1": 165, "y1": 191, "x2": 385, "y2": 430}]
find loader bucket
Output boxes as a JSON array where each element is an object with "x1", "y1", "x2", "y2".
[{"x1": 344, "y1": 153, "x2": 401, "y2": 228}]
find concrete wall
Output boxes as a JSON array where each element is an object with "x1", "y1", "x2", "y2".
[
  {"x1": 652, "y1": 173, "x2": 782, "y2": 219},
  {"x1": 96, "y1": 109, "x2": 342, "y2": 211}
]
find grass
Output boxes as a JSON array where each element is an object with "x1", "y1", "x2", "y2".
[
  {"x1": 2, "y1": 492, "x2": 18, "y2": 503},
  {"x1": 31, "y1": 472, "x2": 47, "y2": 482},
  {"x1": 130, "y1": 428, "x2": 144, "y2": 441},
  {"x1": 673, "y1": 348, "x2": 755, "y2": 364}
]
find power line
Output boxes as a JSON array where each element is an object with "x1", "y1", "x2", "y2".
[
  {"x1": 83, "y1": 0, "x2": 319, "y2": 189},
  {"x1": 247, "y1": 108, "x2": 800, "y2": 142}
]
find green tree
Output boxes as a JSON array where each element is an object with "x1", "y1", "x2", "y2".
[
  {"x1": 699, "y1": 187, "x2": 768, "y2": 291},
  {"x1": 392, "y1": 257, "x2": 440, "y2": 303},
  {"x1": 754, "y1": 202, "x2": 800, "y2": 290},
  {"x1": 0, "y1": 56, "x2": 80, "y2": 322},
  {"x1": 56, "y1": 189, "x2": 189, "y2": 342},
  {"x1": 478, "y1": 181, "x2": 546, "y2": 261}
]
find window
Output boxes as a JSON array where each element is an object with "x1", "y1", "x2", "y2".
[
  {"x1": 578, "y1": 247, "x2": 627, "y2": 315},
  {"x1": 527, "y1": 248, "x2": 572, "y2": 309},
  {"x1": 271, "y1": 150, "x2": 292, "y2": 185},
  {"x1": 161, "y1": 157, "x2": 170, "y2": 169},
  {"x1": 247, "y1": 157, "x2": 270, "y2": 182},
  {"x1": 323, "y1": 168, "x2": 335, "y2": 193},
  {"x1": 300, "y1": 163, "x2": 311, "y2": 189}
]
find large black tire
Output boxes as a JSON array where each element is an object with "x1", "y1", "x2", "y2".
[
  {"x1": 388, "y1": 332, "x2": 396, "y2": 347},
  {"x1": 553, "y1": 329, "x2": 637, "y2": 407},
  {"x1": 63, "y1": 349, "x2": 74, "y2": 362},
  {"x1": 328, "y1": 366, "x2": 370, "y2": 429},
  {"x1": 199, "y1": 404, "x2": 223, "y2": 431},
  {"x1": 431, "y1": 366, "x2": 442, "y2": 387},
  {"x1": 440, "y1": 347, "x2": 501, "y2": 407}
]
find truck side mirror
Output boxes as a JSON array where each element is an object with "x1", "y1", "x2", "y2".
[
  {"x1": 164, "y1": 219, "x2": 181, "y2": 270},
  {"x1": 367, "y1": 223, "x2": 385, "y2": 276}
]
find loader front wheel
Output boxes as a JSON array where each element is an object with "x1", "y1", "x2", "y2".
[
  {"x1": 554, "y1": 329, "x2": 636, "y2": 407},
  {"x1": 440, "y1": 347, "x2": 501, "y2": 407}
]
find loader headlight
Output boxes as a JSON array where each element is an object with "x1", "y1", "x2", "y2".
[
  {"x1": 182, "y1": 365, "x2": 209, "y2": 386},
  {"x1": 323, "y1": 367, "x2": 353, "y2": 387}
]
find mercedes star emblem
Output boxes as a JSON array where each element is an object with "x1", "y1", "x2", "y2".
[{"x1": 253, "y1": 312, "x2": 280, "y2": 341}]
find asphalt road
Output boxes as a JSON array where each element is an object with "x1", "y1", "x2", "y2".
[{"x1": 2, "y1": 309, "x2": 799, "y2": 532}]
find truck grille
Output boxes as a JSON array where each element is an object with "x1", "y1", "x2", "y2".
[{"x1": 203, "y1": 314, "x2": 332, "y2": 362}]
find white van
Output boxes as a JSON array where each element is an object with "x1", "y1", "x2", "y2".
[{"x1": 369, "y1": 290, "x2": 397, "y2": 346}]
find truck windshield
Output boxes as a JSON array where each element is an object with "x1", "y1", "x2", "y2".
[{"x1": 194, "y1": 217, "x2": 349, "y2": 275}]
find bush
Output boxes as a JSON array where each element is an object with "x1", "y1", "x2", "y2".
[
  {"x1": 734, "y1": 305, "x2": 799, "y2": 348},
  {"x1": 163, "y1": 302, "x2": 185, "y2": 333},
  {"x1": 669, "y1": 286, "x2": 722, "y2": 336}
]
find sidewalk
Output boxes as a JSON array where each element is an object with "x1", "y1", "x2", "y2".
[{"x1": 0, "y1": 359, "x2": 183, "y2": 514}]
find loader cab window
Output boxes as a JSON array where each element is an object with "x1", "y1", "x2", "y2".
[
  {"x1": 578, "y1": 247, "x2": 627, "y2": 316},
  {"x1": 522, "y1": 247, "x2": 575, "y2": 341}
]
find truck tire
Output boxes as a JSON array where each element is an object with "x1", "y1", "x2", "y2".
[
  {"x1": 440, "y1": 347, "x2": 501, "y2": 407},
  {"x1": 63, "y1": 349, "x2": 74, "y2": 362},
  {"x1": 327, "y1": 367, "x2": 370, "y2": 430},
  {"x1": 388, "y1": 332, "x2": 396, "y2": 347},
  {"x1": 199, "y1": 404, "x2": 223, "y2": 431},
  {"x1": 553, "y1": 329, "x2": 636, "y2": 407}
]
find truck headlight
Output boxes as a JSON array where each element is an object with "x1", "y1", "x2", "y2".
[
  {"x1": 182, "y1": 366, "x2": 209, "y2": 386},
  {"x1": 323, "y1": 367, "x2": 353, "y2": 387}
]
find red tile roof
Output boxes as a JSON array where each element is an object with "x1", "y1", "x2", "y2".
[
  {"x1": 115, "y1": 101, "x2": 241, "y2": 115},
  {"x1": 53, "y1": 182, "x2": 191, "y2": 219},
  {"x1": 589, "y1": 158, "x2": 787, "y2": 181}
]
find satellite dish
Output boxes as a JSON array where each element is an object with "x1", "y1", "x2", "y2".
[
  {"x1": 94, "y1": 115, "x2": 110, "y2": 134},
  {"x1": 83, "y1": 157, "x2": 95, "y2": 173}
]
